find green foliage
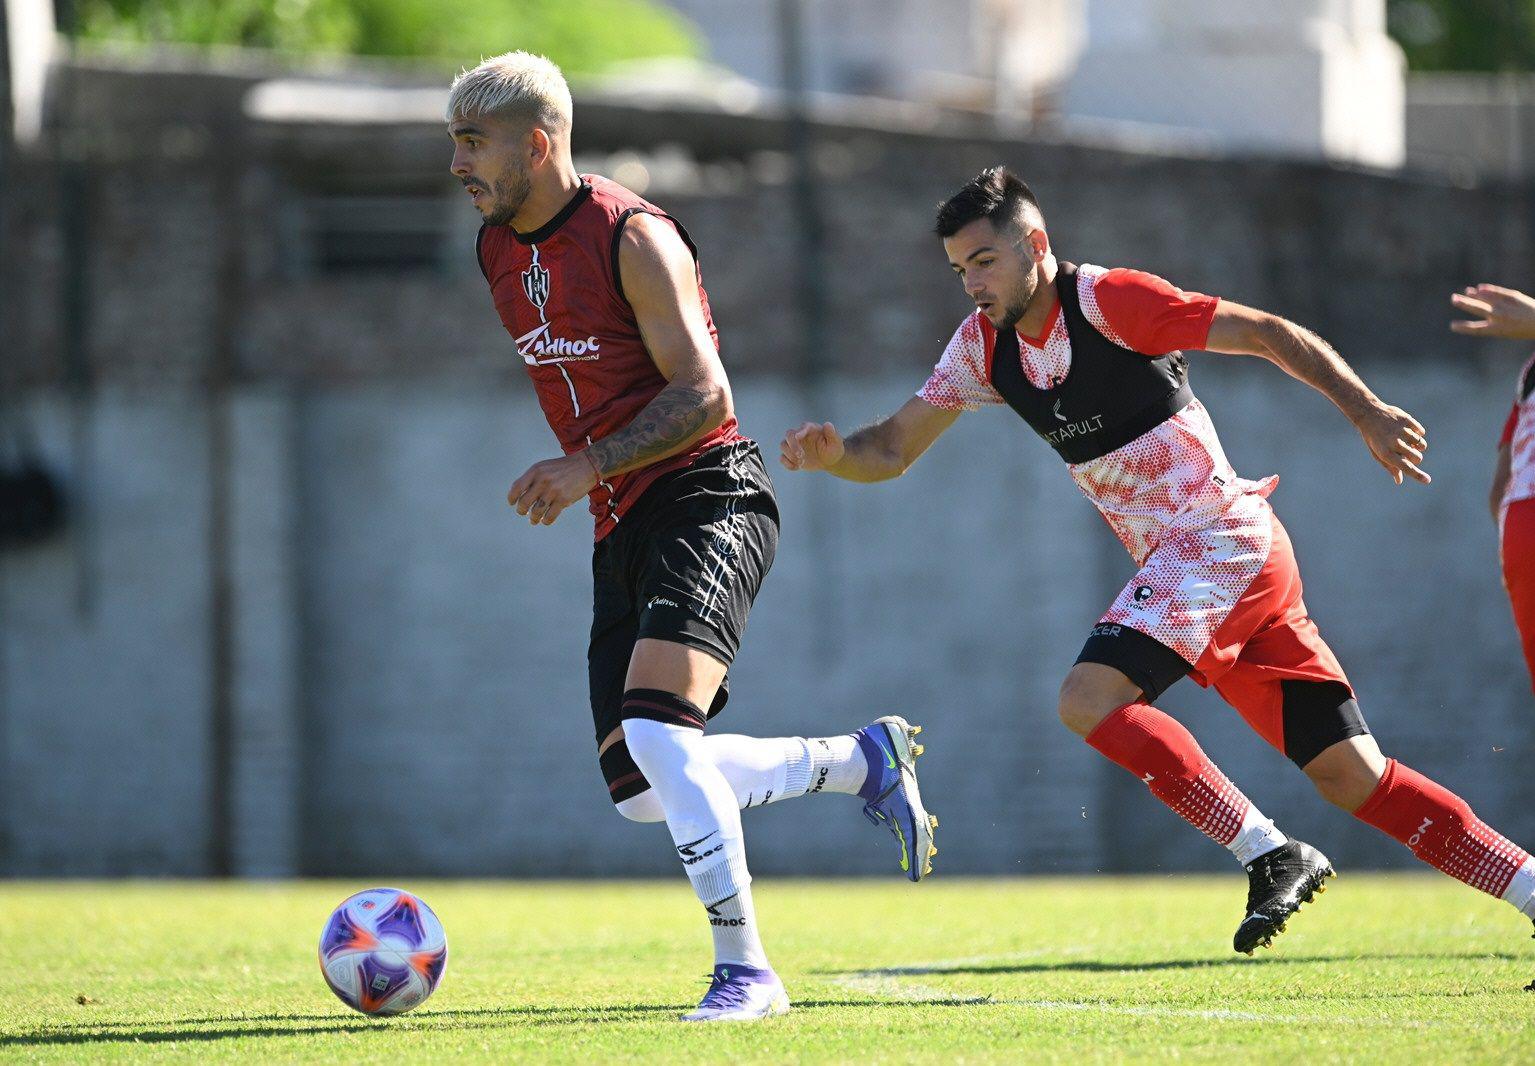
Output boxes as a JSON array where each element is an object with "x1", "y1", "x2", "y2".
[
  {"x1": 73, "y1": 0, "x2": 701, "y2": 75},
  {"x1": 1389, "y1": 0, "x2": 1535, "y2": 71}
]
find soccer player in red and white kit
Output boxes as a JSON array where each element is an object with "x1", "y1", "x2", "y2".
[
  {"x1": 782, "y1": 167, "x2": 1535, "y2": 960},
  {"x1": 1451, "y1": 283, "x2": 1535, "y2": 697},
  {"x1": 447, "y1": 53, "x2": 935, "y2": 1021}
]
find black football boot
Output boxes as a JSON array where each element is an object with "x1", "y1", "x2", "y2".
[{"x1": 1233, "y1": 840, "x2": 1335, "y2": 955}]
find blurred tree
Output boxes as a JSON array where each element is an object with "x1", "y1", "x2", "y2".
[
  {"x1": 73, "y1": 0, "x2": 701, "y2": 74},
  {"x1": 1388, "y1": 0, "x2": 1535, "y2": 71}
]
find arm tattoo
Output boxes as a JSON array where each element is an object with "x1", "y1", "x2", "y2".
[{"x1": 587, "y1": 381, "x2": 714, "y2": 478}]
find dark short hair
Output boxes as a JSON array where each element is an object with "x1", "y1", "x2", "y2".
[{"x1": 934, "y1": 166, "x2": 1043, "y2": 238}]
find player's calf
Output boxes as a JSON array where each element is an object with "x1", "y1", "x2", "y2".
[
  {"x1": 1353, "y1": 757, "x2": 1535, "y2": 927},
  {"x1": 1081, "y1": 698, "x2": 1333, "y2": 952},
  {"x1": 599, "y1": 721, "x2": 940, "y2": 880}
]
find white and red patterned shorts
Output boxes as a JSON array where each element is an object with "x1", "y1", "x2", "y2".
[{"x1": 1080, "y1": 502, "x2": 1361, "y2": 765}]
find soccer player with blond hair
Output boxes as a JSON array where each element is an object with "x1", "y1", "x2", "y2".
[{"x1": 448, "y1": 52, "x2": 936, "y2": 1021}]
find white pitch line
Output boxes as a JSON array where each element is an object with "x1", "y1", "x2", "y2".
[{"x1": 829, "y1": 955, "x2": 1436, "y2": 1028}]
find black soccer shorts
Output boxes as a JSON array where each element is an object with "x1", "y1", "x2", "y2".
[{"x1": 587, "y1": 440, "x2": 779, "y2": 745}]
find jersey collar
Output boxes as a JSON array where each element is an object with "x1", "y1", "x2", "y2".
[
  {"x1": 1016, "y1": 295, "x2": 1061, "y2": 349},
  {"x1": 512, "y1": 181, "x2": 593, "y2": 245}
]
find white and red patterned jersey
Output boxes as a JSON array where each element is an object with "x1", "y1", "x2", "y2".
[
  {"x1": 1501, "y1": 352, "x2": 1535, "y2": 512},
  {"x1": 919, "y1": 263, "x2": 1276, "y2": 565}
]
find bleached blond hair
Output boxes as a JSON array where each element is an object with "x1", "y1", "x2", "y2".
[{"x1": 447, "y1": 51, "x2": 573, "y2": 132}]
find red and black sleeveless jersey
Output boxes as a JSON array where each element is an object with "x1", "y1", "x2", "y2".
[{"x1": 477, "y1": 174, "x2": 743, "y2": 540}]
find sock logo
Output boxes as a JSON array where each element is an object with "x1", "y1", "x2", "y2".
[
  {"x1": 677, "y1": 831, "x2": 723, "y2": 866},
  {"x1": 705, "y1": 895, "x2": 748, "y2": 927},
  {"x1": 809, "y1": 766, "x2": 830, "y2": 794},
  {"x1": 1408, "y1": 817, "x2": 1434, "y2": 848}
]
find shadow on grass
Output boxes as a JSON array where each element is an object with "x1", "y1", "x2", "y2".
[
  {"x1": 0, "y1": 999, "x2": 971, "y2": 1047},
  {"x1": 824, "y1": 950, "x2": 1520, "y2": 978}
]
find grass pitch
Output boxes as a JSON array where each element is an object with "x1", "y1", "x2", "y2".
[{"x1": 3, "y1": 875, "x2": 1533, "y2": 1063}]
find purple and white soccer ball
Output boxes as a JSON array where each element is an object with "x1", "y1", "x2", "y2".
[{"x1": 319, "y1": 888, "x2": 448, "y2": 1015}]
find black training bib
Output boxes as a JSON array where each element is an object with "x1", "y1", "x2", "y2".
[{"x1": 989, "y1": 262, "x2": 1194, "y2": 464}]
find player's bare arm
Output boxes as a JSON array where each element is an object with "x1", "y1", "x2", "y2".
[
  {"x1": 779, "y1": 396, "x2": 959, "y2": 482},
  {"x1": 1451, "y1": 284, "x2": 1535, "y2": 339},
  {"x1": 508, "y1": 213, "x2": 730, "y2": 525},
  {"x1": 1205, "y1": 302, "x2": 1430, "y2": 486}
]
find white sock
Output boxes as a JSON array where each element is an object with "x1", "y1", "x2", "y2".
[
  {"x1": 622, "y1": 718, "x2": 770, "y2": 969},
  {"x1": 1503, "y1": 856, "x2": 1535, "y2": 919},
  {"x1": 807, "y1": 735, "x2": 867, "y2": 795},
  {"x1": 1227, "y1": 804, "x2": 1288, "y2": 866},
  {"x1": 703, "y1": 733, "x2": 866, "y2": 808}
]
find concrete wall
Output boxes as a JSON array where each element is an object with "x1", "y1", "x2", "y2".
[
  {"x1": 1406, "y1": 73, "x2": 1535, "y2": 183},
  {"x1": 5, "y1": 359, "x2": 1533, "y2": 878},
  {"x1": 4, "y1": 57, "x2": 1535, "y2": 878},
  {"x1": 7, "y1": 58, "x2": 1534, "y2": 394}
]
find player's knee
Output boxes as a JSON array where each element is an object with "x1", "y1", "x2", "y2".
[
  {"x1": 613, "y1": 790, "x2": 665, "y2": 823},
  {"x1": 599, "y1": 735, "x2": 657, "y2": 818},
  {"x1": 1057, "y1": 668, "x2": 1116, "y2": 737},
  {"x1": 1302, "y1": 738, "x2": 1387, "y2": 812}
]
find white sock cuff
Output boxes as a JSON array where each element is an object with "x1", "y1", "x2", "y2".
[
  {"x1": 782, "y1": 738, "x2": 814, "y2": 797},
  {"x1": 1503, "y1": 856, "x2": 1535, "y2": 917},
  {"x1": 688, "y1": 843, "x2": 752, "y2": 906},
  {"x1": 1228, "y1": 805, "x2": 1288, "y2": 866}
]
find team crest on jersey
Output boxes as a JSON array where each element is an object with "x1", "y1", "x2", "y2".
[{"x1": 522, "y1": 262, "x2": 551, "y2": 308}]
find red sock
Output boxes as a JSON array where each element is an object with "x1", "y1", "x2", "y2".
[
  {"x1": 1354, "y1": 759, "x2": 1529, "y2": 898},
  {"x1": 1086, "y1": 702, "x2": 1250, "y2": 847}
]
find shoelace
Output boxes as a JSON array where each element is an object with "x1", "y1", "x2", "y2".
[
  {"x1": 698, "y1": 973, "x2": 750, "y2": 1010},
  {"x1": 1244, "y1": 854, "x2": 1283, "y2": 912}
]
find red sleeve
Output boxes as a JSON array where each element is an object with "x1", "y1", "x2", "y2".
[
  {"x1": 1501, "y1": 403, "x2": 1519, "y2": 449},
  {"x1": 1089, "y1": 268, "x2": 1220, "y2": 356}
]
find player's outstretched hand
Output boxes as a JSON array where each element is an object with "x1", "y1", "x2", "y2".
[
  {"x1": 1355, "y1": 402, "x2": 1430, "y2": 486},
  {"x1": 1451, "y1": 284, "x2": 1535, "y2": 340},
  {"x1": 508, "y1": 452, "x2": 599, "y2": 526},
  {"x1": 780, "y1": 421, "x2": 844, "y2": 471}
]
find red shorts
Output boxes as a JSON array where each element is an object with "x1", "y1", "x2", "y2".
[
  {"x1": 1079, "y1": 509, "x2": 1366, "y2": 766},
  {"x1": 1191, "y1": 512, "x2": 1358, "y2": 760},
  {"x1": 1501, "y1": 497, "x2": 1535, "y2": 695}
]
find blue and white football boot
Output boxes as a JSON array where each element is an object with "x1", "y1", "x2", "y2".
[
  {"x1": 681, "y1": 964, "x2": 790, "y2": 1022},
  {"x1": 854, "y1": 715, "x2": 937, "y2": 882}
]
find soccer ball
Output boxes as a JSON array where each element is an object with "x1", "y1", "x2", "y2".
[{"x1": 319, "y1": 888, "x2": 448, "y2": 1015}]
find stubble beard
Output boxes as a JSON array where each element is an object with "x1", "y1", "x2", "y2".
[
  {"x1": 995, "y1": 271, "x2": 1038, "y2": 331},
  {"x1": 481, "y1": 165, "x2": 532, "y2": 227}
]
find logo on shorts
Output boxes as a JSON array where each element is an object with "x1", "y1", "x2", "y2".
[
  {"x1": 647, "y1": 596, "x2": 681, "y2": 610},
  {"x1": 1090, "y1": 624, "x2": 1123, "y2": 639},
  {"x1": 1135, "y1": 585, "x2": 1154, "y2": 603}
]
